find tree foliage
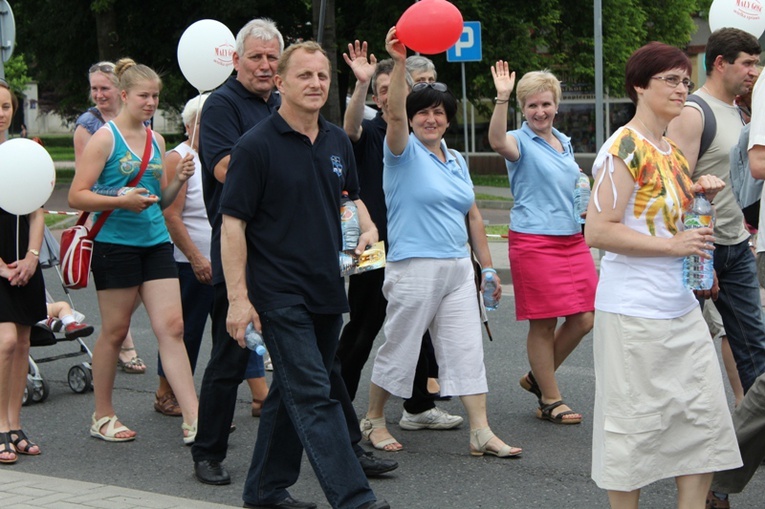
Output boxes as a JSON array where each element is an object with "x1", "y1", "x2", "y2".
[{"x1": 12, "y1": 0, "x2": 705, "y2": 127}]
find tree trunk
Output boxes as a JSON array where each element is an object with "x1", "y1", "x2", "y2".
[
  {"x1": 313, "y1": 0, "x2": 341, "y2": 124},
  {"x1": 93, "y1": 5, "x2": 121, "y2": 62}
]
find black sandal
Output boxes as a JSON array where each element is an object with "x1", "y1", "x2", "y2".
[
  {"x1": 0, "y1": 432, "x2": 18, "y2": 464},
  {"x1": 519, "y1": 371, "x2": 542, "y2": 399},
  {"x1": 10, "y1": 429, "x2": 40, "y2": 456},
  {"x1": 536, "y1": 400, "x2": 582, "y2": 425}
]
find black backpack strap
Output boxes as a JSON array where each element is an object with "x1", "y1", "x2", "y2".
[{"x1": 686, "y1": 95, "x2": 716, "y2": 160}]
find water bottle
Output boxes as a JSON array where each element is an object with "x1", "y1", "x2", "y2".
[
  {"x1": 682, "y1": 192, "x2": 715, "y2": 290},
  {"x1": 245, "y1": 322, "x2": 267, "y2": 355},
  {"x1": 573, "y1": 172, "x2": 591, "y2": 224},
  {"x1": 340, "y1": 191, "x2": 360, "y2": 251},
  {"x1": 483, "y1": 271, "x2": 499, "y2": 311}
]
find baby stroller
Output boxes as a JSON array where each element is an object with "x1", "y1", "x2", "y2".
[{"x1": 23, "y1": 227, "x2": 94, "y2": 405}]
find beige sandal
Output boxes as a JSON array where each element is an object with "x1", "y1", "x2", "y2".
[
  {"x1": 182, "y1": 419, "x2": 197, "y2": 446},
  {"x1": 90, "y1": 413, "x2": 135, "y2": 442},
  {"x1": 360, "y1": 416, "x2": 402, "y2": 452},
  {"x1": 469, "y1": 428, "x2": 521, "y2": 458}
]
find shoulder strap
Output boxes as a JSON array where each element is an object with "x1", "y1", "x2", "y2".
[
  {"x1": 88, "y1": 127, "x2": 154, "y2": 238},
  {"x1": 686, "y1": 95, "x2": 716, "y2": 160}
]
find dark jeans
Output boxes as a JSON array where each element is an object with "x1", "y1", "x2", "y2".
[
  {"x1": 713, "y1": 240, "x2": 765, "y2": 392},
  {"x1": 337, "y1": 268, "x2": 437, "y2": 413},
  {"x1": 158, "y1": 262, "x2": 213, "y2": 377},
  {"x1": 242, "y1": 306, "x2": 375, "y2": 509},
  {"x1": 191, "y1": 282, "x2": 252, "y2": 462}
]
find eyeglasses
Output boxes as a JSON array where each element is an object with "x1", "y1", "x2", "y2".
[
  {"x1": 89, "y1": 63, "x2": 115, "y2": 74},
  {"x1": 651, "y1": 75, "x2": 695, "y2": 92},
  {"x1": 412, "y1": 82, "x2": 448, "y2": 93}
]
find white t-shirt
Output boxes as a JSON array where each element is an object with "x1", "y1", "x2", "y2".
[{"x1": 592, "y1": 127, "x2": 699, "y2": 319}]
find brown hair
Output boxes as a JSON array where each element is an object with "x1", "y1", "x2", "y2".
[{"x1": 625, "y1": 42, "x2": 691, "y2": 105}]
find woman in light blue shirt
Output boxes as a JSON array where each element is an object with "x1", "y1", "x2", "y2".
[{"x1": 360, "y1": 27, "x2": 522, "y2": 458}]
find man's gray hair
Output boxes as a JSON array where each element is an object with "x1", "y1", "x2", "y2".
[
  {"x1": 405, "y1": 55, "x2": 437, "y2": 80},
  {"x1": 236, "y1": 18, "x2": 284, "y2": 56}
]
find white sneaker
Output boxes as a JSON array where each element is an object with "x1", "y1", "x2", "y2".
[{"x1": 399, "y1": 407, "x2": 463, "y2": 430}]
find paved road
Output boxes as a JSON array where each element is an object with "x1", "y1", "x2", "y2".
[
  {"x1": 5, "y1": 182, "x2": 762, "y2": 508},
  {"x1": 3, "y1": 260, "x2": 762, "y2": 508}
]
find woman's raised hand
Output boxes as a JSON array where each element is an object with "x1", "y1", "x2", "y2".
[
  {"x1": 385, "y1": 27, "x2": 406, "y2": 62},
  {"x1": 491, "y1": 60, "x2": 516, "y2": 100}
]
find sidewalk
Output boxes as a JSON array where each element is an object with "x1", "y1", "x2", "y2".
[{"x1": 0, "y1": 470, "x2": 237, "y2": 509}]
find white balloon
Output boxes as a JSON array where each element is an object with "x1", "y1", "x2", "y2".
[
  {"x1": 0, "y1": 138, "x2": 55, "y2": 216},
  {"x1": 709, "y1": 0, "x2": 765, "y2": 38},
  {"x1": 177, "y1": 19, "x2": 236, "y2": 92}
]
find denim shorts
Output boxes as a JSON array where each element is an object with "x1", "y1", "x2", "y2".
[{"x1": 91, "y1": 241, "x2": 178, "y2": 290}]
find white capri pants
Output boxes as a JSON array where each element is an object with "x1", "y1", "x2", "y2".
[{"x1": 371, "y1": 257, "x2": 488, "y2": 398}]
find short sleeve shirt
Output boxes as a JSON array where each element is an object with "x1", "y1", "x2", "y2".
[
  {"x1": 506, "y1": 122, "x2": 581, "y2": 235},
  {"x1": 219, "y1": 112, "x2": 358, "y2": 314},
  {"x1": 383, "y1": 134, "x2": 473, "y2": 262},
  {"x1": 353, "y1": 112, "x2": 388, "y2": 242},
  {"x1": 198, "y1": 76, "x2": 281, "y2": 284},
  {"x1": 592, "y1": 127, "x2": 698, "y2": 319}
]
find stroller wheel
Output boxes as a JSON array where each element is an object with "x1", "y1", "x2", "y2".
[
  {"x1": 22, "y1": 377, "x2": 35, "y2": 406},
  {"x1": 68, "y1": 364, "x2": 92, "y2": 394},
  {"x1": 31, "y1": 377, "x2": 49, "y2": 403}
]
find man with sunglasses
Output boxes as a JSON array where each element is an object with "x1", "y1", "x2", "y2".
[
  {"x1": 339, "y1": 42, "x2": 463, "y2": 446},
  {"x1": 667, "y1": 28, "x2": 765, "y2": 509}
]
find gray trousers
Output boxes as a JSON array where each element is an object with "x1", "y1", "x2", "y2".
[{"x1": 712, "y1": 373, "x2": 765, "y2": 493}]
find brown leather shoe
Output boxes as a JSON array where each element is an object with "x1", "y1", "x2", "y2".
[{"x1": 154, "y1": 391, "x2": 182, "y2": 417}]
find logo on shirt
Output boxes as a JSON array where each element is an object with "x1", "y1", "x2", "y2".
[{"x1": 330, "y1": 155, "x2": 344, "y2": 178}]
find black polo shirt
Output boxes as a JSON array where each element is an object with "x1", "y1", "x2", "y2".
[
  {"x1": 353, "y1": 111, "x2": 388, "y2": 243},
  {"x1": 199, "y1": 76, "x2": 280, "y2": 285},
  {"x1": 220, "y1": 111, "x2": 360, "y2": 314}
]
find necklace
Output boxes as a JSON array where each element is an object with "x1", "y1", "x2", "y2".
[{"x1": 635, "y1": 116, "x2": 667, "y2": 150}]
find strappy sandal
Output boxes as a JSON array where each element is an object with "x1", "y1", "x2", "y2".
[
  {"x1": 470, "y1": 427, "x2": 522, "y2": 458},
  {"x1": 536, "y1": 400, "x2": 582, "y2": 425},
  {"x1": 251, "y1": 398, "x2": 264, "y2": 418},
  {"x1": 519, "y1": 371, "x2": 542, "y2": 399},
  {"x1": 117, "y1": 347, "x2": 146, "y2": 374},
  {"x1": 10, "y1": 429, "x2": 40, "y2": 456},
  {"x1": 182, "y1": 419, "x2": 197, "y2": 446},
  {"x1": 359, "y1": 416, "x2": 403, "y2": 452},
  {"x1": 0, "y1": 432, "x2": 18, "y2": 464},
  {"x1": 90, "y1": 413, "x2": 136, "y2": 442}
]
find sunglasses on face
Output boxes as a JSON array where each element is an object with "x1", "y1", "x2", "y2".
[
  {"x1": 412, "y1": 82, "x2": 448, "y2": 93},
  {"x1": 89, "y1": 63, "x2": 115, "y2": 74}
]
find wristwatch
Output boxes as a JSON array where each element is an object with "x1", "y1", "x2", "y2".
[{"x1": 28, "y1": 248, "x2": 39, "y2": 257}]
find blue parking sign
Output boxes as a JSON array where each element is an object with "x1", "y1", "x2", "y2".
[{"x1": 446, "y1": 22, "x2": 482, "y2": 63}]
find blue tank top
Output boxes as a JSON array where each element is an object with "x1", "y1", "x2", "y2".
[{"x1": 93, "y1": 122, "x2": 170, "y2": 246}]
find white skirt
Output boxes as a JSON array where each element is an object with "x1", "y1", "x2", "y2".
[{"x1": 591, "y1": 308, "x2": 742, "y2": 491}]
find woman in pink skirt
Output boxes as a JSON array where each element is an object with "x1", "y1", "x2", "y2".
[{"x1": 488, "y1": 64, "x2": 597, "y2": 424}]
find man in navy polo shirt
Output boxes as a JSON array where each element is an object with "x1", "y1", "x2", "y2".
[
  {"x1": 192, "y1": 18, "x2": 282, "y2": 486},
  {"x1": 221, "y1": 42, "x2": 389, "y2": 509}
]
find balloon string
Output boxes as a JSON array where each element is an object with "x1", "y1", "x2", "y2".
[
  {"x1": 190, "y1": 93, "x2": 202, "y2": 151},
  {"x1": 15, "y1": 215, "x2": 20, "y2": 265}
]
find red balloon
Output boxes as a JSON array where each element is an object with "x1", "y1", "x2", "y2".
[{"x1": 395, "y1": 0, "x2": 464, "y2": 55}]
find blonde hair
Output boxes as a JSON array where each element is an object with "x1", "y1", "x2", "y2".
[
  {"x1": 515, "y1": 70, "x2": 561, "y2": 109},
  {"x1": 114, "y1": 57, "x2": 162, "y2": 92},
  {"x1": 276, "y1": 41, "x2": 330, "y2": 76},
  {"x1": 88, "y1": 61, "x2": 119, "y2": 87}
]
